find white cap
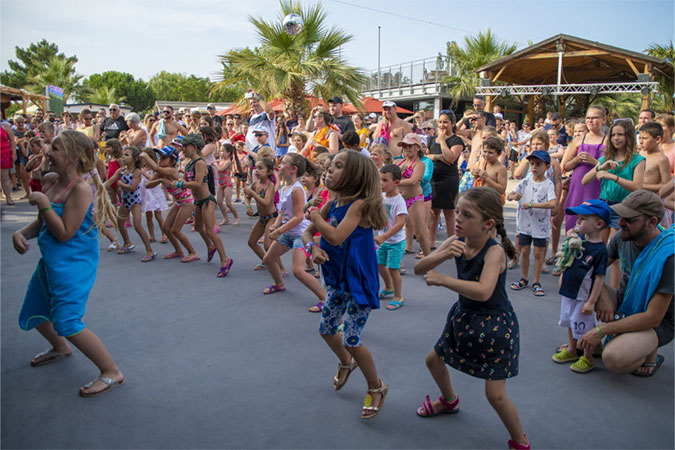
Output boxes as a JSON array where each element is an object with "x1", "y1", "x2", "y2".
[
  {"x1": 494, "y1": 112, "x2": 504, "y2": 120},
  {"x1": 382, "y1": 101, "x2": 397, "y2": 108},
  {"x1": 368, "y1": 112, "x2": 377, "y2": 120}
]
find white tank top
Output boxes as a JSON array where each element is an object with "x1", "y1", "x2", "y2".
[{"x1": 278, "y1": 180, "x2": 309, "y2": 235}]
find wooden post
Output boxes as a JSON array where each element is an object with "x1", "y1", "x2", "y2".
[
  {"x1": 486, "y1": 95, "x2": 494, "y2": 113},
  {"x1": 527, "y1": 96, "x2": 534, "y2": 125},
  {"x1": 641, "y1": 65, "x2": 652, "y2": 110},
  {"x1": 559, "y1": 95, "x2": 565, "y2": 117}
]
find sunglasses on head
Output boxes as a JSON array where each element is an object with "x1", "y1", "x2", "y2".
[{"x1": 613, "y1": 117, "x2": 635, "y2": 126}]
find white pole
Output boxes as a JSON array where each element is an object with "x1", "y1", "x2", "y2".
[{"x1": 378, "y1": 26, "x2": 381, "y2": 96}]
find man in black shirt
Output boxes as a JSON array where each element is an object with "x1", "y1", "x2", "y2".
[
  {"x1": 99, "y1": 103, "x2": 128, "y2": 141},
  {"x1": 328, "y1": 96, "x2": 355, "y2": 135},
  {"x1": 207, "y1": 103, "x2": 223, "y2": 127}
]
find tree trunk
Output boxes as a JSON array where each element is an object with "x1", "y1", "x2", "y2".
[{"x1": 285, "y1": 81, "x2": 307, "y2": 119}]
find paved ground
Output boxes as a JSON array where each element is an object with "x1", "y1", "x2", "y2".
[{"x1": 1, "y1": 190, "x2": 673, "y2": 449}]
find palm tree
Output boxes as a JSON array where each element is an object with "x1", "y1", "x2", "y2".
[
  {"x1": 442, "y1": 29, "x2": 518, "y2": 106},
  {"x1": 214, "y1": 0, "x2": 366, "y2": 117},
  {"x1": 25, "y1": 55, "x2": 84, "y2": 102},
  {"x1": 82, "y1": 86, "x2": 127, "y2": 106},
  {"x1": 645, "y1": 40, "x2": 674, "y2": 112}
]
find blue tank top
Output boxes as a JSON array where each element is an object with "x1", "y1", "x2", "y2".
[
  {"x1": 456, "y1": 237, "x2": 512, "y2": 314},
  {"x1": 320, "y1": 200, "x2": 380, "y2": 308}
]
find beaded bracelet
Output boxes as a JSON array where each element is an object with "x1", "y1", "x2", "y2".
[{"x1": 302, "y1": 242, "x2": 315, "y2": 259}]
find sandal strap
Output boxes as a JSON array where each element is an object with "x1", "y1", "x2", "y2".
[
  {"x1": 438, "y1": 394, "x2": 459, "y2": 410},
  {"x1": 368, "y1": 380, "x2": 388, "y2": 394},
  {"x1": 422, "y1": 395, "x2": 434, "y2": 416}
]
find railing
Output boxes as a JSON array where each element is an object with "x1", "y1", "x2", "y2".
[{"x1": 360, "y1": 56, "x2": 455, "y2": 95}]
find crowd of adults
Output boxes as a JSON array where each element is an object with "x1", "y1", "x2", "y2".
[{"x1": 1, "y1": 94, "x2": 673, "y2": 378}]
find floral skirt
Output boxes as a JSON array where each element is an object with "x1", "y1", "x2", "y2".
[{"x1": 434, "y1": 302, "x2": 519, "y2": 380}]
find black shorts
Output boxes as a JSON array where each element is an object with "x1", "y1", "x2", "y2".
[
  {"x1": 509, "y1": 149, "x2": 519, "y2": 162},
  {"x1": 517, "y1": 234, "x2": 547, "y2": 248}
]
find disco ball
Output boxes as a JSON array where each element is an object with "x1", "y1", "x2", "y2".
[{"x1": 282, "y1": 13, "x2": 304, "y2": 36}]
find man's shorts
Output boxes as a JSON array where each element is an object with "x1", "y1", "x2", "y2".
[
  {"x1": 559, "y1": 296, "x2": 596, "y2": 339},
  {"x1": 376, "y1": 240, "x2": 406, "y2": 269},
  {"x1": 517, "y1": 234, "x2": 547, "y2": 248}
]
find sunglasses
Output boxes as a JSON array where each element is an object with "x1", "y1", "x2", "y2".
[
  {"x1": 233, "y1": 115, "x2": 241, "y2": 119},
  {"x1": 109, "y1": 108, "x2": 119, "y2": 111},
  {"x1": 469, "y1": 118, "x2": 477, "y2": 122},
  {"x1": 613, "y1": 117, "x2": 635, "y2": 126},
  {"x1": 621, "y1": 215, "x2": 644, "y2": 224},
  {"x1": 254, "y1": 133, "x2": 265, "y2": 137},
  {"x1": 422, "y1": 127, "x2": 433, "y2": 131},
  {"x1": 163, "y1": 111, "x2": 172, "y2": 114},
  {"x1": 226, "y1": 123, "x2": 234, "y2": 126}
]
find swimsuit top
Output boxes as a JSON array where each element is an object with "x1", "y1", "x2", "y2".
[
  {"x1": 185, "y1": 158, "x2": 208, "y2": 183},
  {"x1": 120, "y1": 171, "x2": 136, "y2": 194},
  {"x1": 306, "y1": 185, "x2": 317, "y2": 202},
  {"x1": 258, "y1": 179, "x2": 269, "y2": 199},
  {"x1": 398, "y1": 157, "x2": 417, "y2": 179},
  {"x1": 374, "y1": 121, "x2": 390, "y2": 145}
]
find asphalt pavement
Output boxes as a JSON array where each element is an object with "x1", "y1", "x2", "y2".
[{"x1": 1, "y1": 190, "x2": 673, "y2": 449}]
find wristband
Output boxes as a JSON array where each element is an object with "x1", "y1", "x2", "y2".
[
  {"x1": 39, "y1": 206, "x2": 53, "y2": 214},
  {"x1": 615, "y1": 174, "x2": 619, "y2": 182},
  {"x1": 596, "y1": 325, "x2": 605, "y2": 338},
  {"x1": 302, "y1": 242, "x2": 316, "y2": 259},
  {"x1": 527, "y1": 201, "x2": 533, "y2": 209},
  {"x1": 307, "y1": 206, "x2": 320, "y2": 217}
]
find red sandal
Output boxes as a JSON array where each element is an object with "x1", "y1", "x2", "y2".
[{"x1": 416, "y1": 394, "x2": 459, "y2": 417}]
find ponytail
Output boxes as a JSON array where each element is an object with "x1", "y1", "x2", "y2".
[
  {"x1": 496, "y1": 222, "x2": 516, "y2": 260},
  {"x1": 92, "y1": 172, "x2": 118, "y2": 232}
]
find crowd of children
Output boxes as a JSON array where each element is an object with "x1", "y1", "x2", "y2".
[{"x1": 7, "y1": 102, "x2": 675, "y2": 450}]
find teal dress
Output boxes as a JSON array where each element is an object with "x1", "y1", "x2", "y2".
[{"x1": 19, "y1": 202, "x2": 99, "y2": 337}]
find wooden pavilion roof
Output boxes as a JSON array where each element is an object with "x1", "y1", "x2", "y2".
[{"x1": 475, "y1": 34, "x2": 673, "y2": 85}]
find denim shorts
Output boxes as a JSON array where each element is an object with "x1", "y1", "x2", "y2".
[
  {"x1": 319, "y1": 289, "x2": 372, "y2": 347},
  {"x1": 277, "y1": 232, "x2": 304, "y2": 249},
  {"x1": 376, "y1": 240, "x2": 406, "y2": 269}
]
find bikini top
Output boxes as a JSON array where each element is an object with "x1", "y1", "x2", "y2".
[
  {"x1": 258, "y1": 179, "x2": 269, "y2": 199},
  {"x1": 398, "y1": 157, "x2": 418, "y2": 179},
  {"x1": 185, "y1": 157, "x2": 208, "y2": 183},
  {"x1": 43, "y1": 175, "x2": 80, "y2": 204}
]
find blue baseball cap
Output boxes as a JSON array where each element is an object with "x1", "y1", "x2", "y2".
[
  {"x1": 565, "y1": 199, "x2": 611, "y2": 225},
  {"x1": 155, "y1": 146, "x2": 179, "y2": 160},
  {"x1": 526, "y1": 150, "x2": 551, "y2": 165}
]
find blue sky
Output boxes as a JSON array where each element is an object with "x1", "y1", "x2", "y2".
[{"x1": 2, "y1": 0, "x2": 673, "y2": 82}]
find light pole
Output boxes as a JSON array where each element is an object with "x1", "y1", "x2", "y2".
[{"x1": 377, "y1": 25, "x2": 381, "y2": 96}]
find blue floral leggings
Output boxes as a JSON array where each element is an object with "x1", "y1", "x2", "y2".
[{"x1": 319, "y1": 289, "x2": 372, "y2": 347}]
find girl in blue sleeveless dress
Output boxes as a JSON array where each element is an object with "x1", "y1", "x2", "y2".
[
  {"x1": 12, "y1": 130, "x2": 123, "y2": 397},
  {"x1": 414, "y1": 187, "x2": 530, "y2": 450},
  {"x1": 302, "y1": 150, "x2": 389, "y2": 419}
]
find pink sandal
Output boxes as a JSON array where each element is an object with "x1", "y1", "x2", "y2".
[
  {"x1": 416, "y1": 394, "x2": 459, "y2": 417},
  {"x1": 508, "y1": 435, "x2": 530, "y2": 450}
]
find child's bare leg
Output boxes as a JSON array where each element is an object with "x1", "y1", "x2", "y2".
[
  {"x1": 131, "y1": 203, "x2": 153, "y2": 255},
  {"x1": 145, "y1": 211, "x2": 155, "y2": 240},
  {"x1": 520, "y1": 245, "x2": 531, "y2": 281},
  {"x1": 162, "y1": 205, "x2": 183, "y2": 254},
  {"x1": 389, "y1": 267, "x2": 402, "y2": 300},
  {"x1": 117, "y1": 206, "x2": 132, "y2": 247},
  {"x1": 32, "y1": 321, "x2": 72, "y2": 363},
  {"x1": 379, "y1": 265, "x2": 393, "y2": 291},
  {"x1": 409, "y1": 200, "x2": 431, "y2": 255},
  {"x1": 532, "y1": 245, "x2": 546, "y2": 284},
  {"x1": 154, "y1": 211, "x2": 166, "y2": 240},
  {"x1": 291, "y1": 248, "x2": 325, "y2": 300},
  {"x1": 194, "y1": 208, "x2": 214, "y2": 252},
  {"x1": 172, "y1": 205, "x2": 198, "y2": 256},
  {"x1": 100, "y1": 224, "x2": 116, "y2": 244},
  {"x1": 263, "y1": 241, "x2": 288, "y2": 287},
  {"x1": 567, "y1": 328, "x2": 577, "y2": 355},
  {"x1": 202, "y1": 202, "x2": 229, "y2": 267},
  {"x1": 248, "y1": 221, "x2": 267, "y2": 261},
  {"x1": 405, "y1": 219, "x2": 414, "y2": 253},
  {"x1": 216, "y1": 186, "x2": 229, "y2": 225},
  {"x1": 68, "y1": 328, "x2": 123, "y2": 395},
  {"x1": 424, "y1": 349, "x2": 456, "y2": 404},
  {"x1": 224, "y1": 186, "x2": 239, "y2": 224},
  {"x1": 485, "y1": 380, "x2": 527, "y2": 445}
]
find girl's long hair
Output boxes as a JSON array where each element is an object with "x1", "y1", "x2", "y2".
[
  {"x1": 458, "y1": 187, "x2": 515, "y2": 260},
  {"x1": 604, "y1": 121, "x2": 636, "y2": 169},
  {"x1": 329, "y1": 150, "x2": 387, "y2": 230},
  {"x1": 58, "y1": 130, "x2": 117, "y2": 232}
]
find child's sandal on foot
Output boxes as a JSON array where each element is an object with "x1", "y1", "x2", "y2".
[
  {"x1": 361, "y1": 381, "x2": 388, "y2": 419},
  {"x1": 532, "y1": 282, "x2": 545, "y2": 296},
  {"x1": 508, "y1": 435, "x2": 530, "y2": 450},
  {"x1": 333, "y1": 358, "x2": 358, "y2": 391},
  {"x1": 263, "y1": 284, "x2": 285, "y2": 294},
  {"x1": 510, "y1": 278, "x2": 528, "y2": 290},
  {"x1": 416, "y1": 394, "x2": 459, "y2": 417},
  {"x1": 386, "y1": 299, "x2": 404, "y2": 310}
]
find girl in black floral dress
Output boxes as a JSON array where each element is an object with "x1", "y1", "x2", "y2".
[{"x1": 414, "y1": 187, "x2": 530, "y2": 450}]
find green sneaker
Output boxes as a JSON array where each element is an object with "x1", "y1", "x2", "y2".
[
  {"x1": 570, "y1": 356, "x2": 596, "y2": 374},
  {"x1": 552, "y1": 348, "x2": 579, "y2": 363}
]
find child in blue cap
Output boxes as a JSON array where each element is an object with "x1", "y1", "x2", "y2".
[{"x1": 552, "y1": 199, "x2": 610, "y2": 373}]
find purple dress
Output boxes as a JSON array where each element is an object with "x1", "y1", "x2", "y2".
[{"x1": 564, "y1": 134, "x2": 605, "y2": 231}]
